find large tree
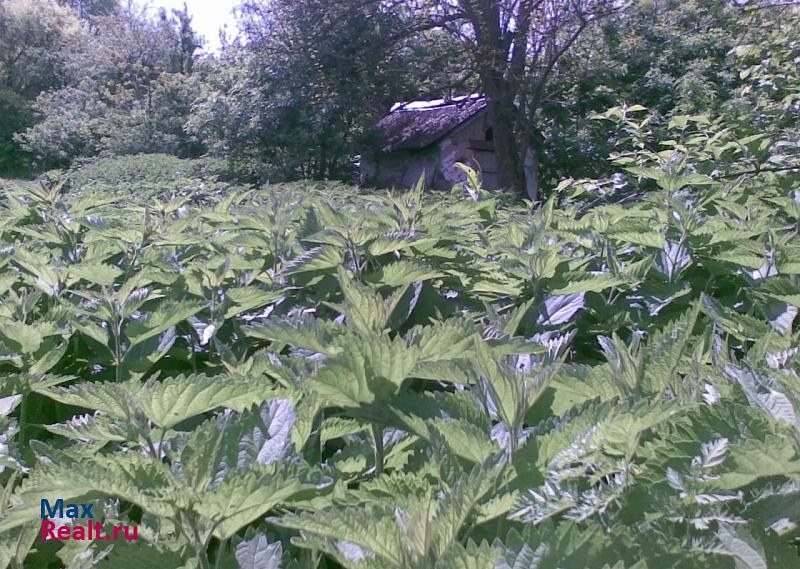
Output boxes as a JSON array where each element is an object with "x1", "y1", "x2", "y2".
[
  {"x1": 0, "y1": 0, "x2": 86, "y2": 97},
  {"x1": 433, "y1": 0, "x2": 620, "y2": 199},
  {"x1": 194, "y1": 0, "x2": 617, "y2": 193},
  {"x1": 16, "y1": 1, "x2": 203, "y2": 167},
  {"x1": 190, "y1": 0, "x2": 470, "y2": 181},
  {"x1": 216, "y1": 0, "x2": 620, "y2": 196},
  {"x1": 0, "y1": 0, "x2": 88, "y2": 173}
]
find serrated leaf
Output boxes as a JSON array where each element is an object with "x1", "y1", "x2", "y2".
[
  {"x1": 67, "y1": 263, "x2": 123, "y2": 286},
  {"x1": 235, "y1": 533, "x2": 282, "y2": 569},
  {"x1": 138, "y1": 373, "x2": 277, "y2": 429},
  {"x1": 550, "y1": 272, "x2": 629, "y2": 295},
  {"x1": 125, "y1": 299, "x2": 205, "y2": 347}
]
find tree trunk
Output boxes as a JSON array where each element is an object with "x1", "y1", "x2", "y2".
[
  {"x1": 524, "y1": 144, "x2": 540, "y2": 202},
  {"x1": 459, "y1": 0, "x2": 528, "y2": 197},
  {"x1": 483, "y1": 77, "x2": 526, "y2": 196}
]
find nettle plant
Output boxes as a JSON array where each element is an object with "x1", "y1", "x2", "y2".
[{"x1": 0, "y1": 147, "x2": 798, "y2": 569}]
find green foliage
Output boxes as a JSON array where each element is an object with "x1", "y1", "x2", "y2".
[
  {"x1": 0, "y1": 0, "x2": 85, "y2": 98},
  {"x1": 53, "y1": 154, "x2": 232, "y2": 204},
  {"x1": 537, "y1": 0, "x2": 794, "y2": 188},
  {"x1": 188, "y1": 0, "x2": 472, "y2": 182},
  {"x1": 13, "y1": 2, "x2": 203, "y2": 169},
  {"x1": 0, "y1": 146, "x2": 798, "y2": 568},
  {"x1": 0, "y1": 3, "x2": 799, "y2": 568},
  {"x1": 0, "y1": 0, "x2": 86, "y2": 175},
  {"x1": 0, "y1": 89, "x2": 33, "y2": 176}
]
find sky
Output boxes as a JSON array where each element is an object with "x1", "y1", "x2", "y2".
[{"x1": 147, "y1": 0, "x2": 240, "y2": 53}]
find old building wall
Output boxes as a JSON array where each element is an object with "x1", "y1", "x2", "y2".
[
  {"x1": 434, "y1": 113, "x2": 500, "y2": 190},
  {"x1": 362, "y1": 108, "x2": 504, "y2": 191},
  {"x1": 363, "y1": 147, "x2": 439, "y2": 189}
]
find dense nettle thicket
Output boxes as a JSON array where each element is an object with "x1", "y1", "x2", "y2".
[
  {"x1": 0, "y1": 1, "x2": 798, "y2": 567},
  {"x1": 0, "y1": 93, "x2": 799, "y2": 565}
]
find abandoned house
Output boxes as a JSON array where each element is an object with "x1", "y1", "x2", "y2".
[{"x1": 360, "y1": 94, "x2": 502, "y2": 190}]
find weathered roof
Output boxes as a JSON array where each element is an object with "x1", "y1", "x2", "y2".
[{"x1": 371, "y1": 95, "x2": 486, "y2": 153}]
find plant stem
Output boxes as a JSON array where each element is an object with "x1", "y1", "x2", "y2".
[
  {"x1": 372, "y1": 423, "x2": 384, "y2": 475},
  {"x1": 189, "y1": 515, "x2": 211, "y2": 569},
  {"x1": 17, "y1": 392, "x2": 29, "y2": 450}
]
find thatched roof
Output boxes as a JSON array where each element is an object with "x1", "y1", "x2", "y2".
[{"x1": 371, "y1": 95, "x2": 486, "y2": 153}]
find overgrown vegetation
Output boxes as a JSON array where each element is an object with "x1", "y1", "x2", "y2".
[
  {"x1": 52, "y1": 154, "x2": 232, "y2": 203},
  {"x1": 1, "y1": 108, "x2": 799, "y2": 566},
  {"x1": 2, "y1": 0, "x2": 795, "y2": 195},
  {"x1": 1, "y1": 0, "x2": 799, "y2": 568}
]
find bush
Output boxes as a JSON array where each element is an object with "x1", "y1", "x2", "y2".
[
  {"x1": 42, "y1": 153, "x2": 235, "y2": 203},
  {"x1": 0, "y1": 88, "x2": 33, "y2": 175}
]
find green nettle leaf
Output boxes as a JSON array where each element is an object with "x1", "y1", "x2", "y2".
[
  {"x1": 430, "y1": 418, "x2": 496, "y2": 463},
  {"x1": 311, "y1": 334, "x2": 418, "y2": 407},
  {"x1": 40, "y1": 381, "x2": 138, "y2": 420},
  {"x1": 700, "y1": 293, "x2": 770, "y2": 340},
  {"x1": 758, "y1": 278, "x2": 800, "y2": 308},
  {"x1": 598, "y1": 333, "x2": 643, "y2": 394},
  {"x1": 550, "y1": 272, "x2": 630, "y2": 295},
  {"x1": 40, "y1": 373, "x2": 276, "y2": 429},
  {"x1": 495, "y1": 524, "x2": 615, "y2": 569},
  {"x1": 610, "y1": 232, "x2": 666, "y2": 249},
  {"x1": 224, "y1": 287, "x2": 284, "y2": 318},
  {"x1": 276, "y1": 506, "x2": 402, "y2": 565},
  {"x1": 0, "y1": 452, "x2": 179, "y2": 532},
  {"x1": 717, "y1": 436, "x2": 800, "y2": 489},
  {"x1": 273, "y1": 466, "x2": 497, "y2": 569},
  {"x1": 367, "y1": 231, "x2": 437, "y2": 257},
  {"x1": 235, "y1": 533, "x2": 283, "y2": 569},
  {"x1": 409, "y1": 319, "x2": 480, "y2": 363},
  {"x1": 640, "y1": 303, "x2": 700, "y2": 394},
  {"x1": 67, "y1": 262, "x2": 124, "y2": 286},
  {"x1": 714, "y1": 251, "x2": 766, "y2": 269},
  {"x1": 548, "y1": 364, "x2": 626, "y2": 414},
  {"x1": 28, "y1": 340, "x2": 69, "y2": 374},
  {"x1": 196, "y1": 464, "x2": 329, "y2": 539},
  {"x1": 245, "y1": 315, "x2": 343, "y2": 356},
  {"x1": 0, "y1": 321, "x2": 45, "y2": 353},
  {"x1": 366, "y1": 260, "x2": 443, "y2": 288},
  {"x1": 0, "y1": 524, "x2": 39, "y2": 569},
  {"x1": 45, "y1": 411, "x2": 129, "y2": 444},
  {"x1": 332, "y1": 266, "x2": 415, "y2": 334},
  {"x1": 137, "y1": 373, "x2": 278, "y2": 429},
  {"x1": 282, "y1": 245, "x2": 344, "y2": 275},
  {"x1": 125, "y1": 299, "x2": 205, "y2": 346}
]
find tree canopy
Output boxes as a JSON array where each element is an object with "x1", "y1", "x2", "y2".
[{"x1": 0, "y1": 0, "x2": 797, "y2": 195}]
